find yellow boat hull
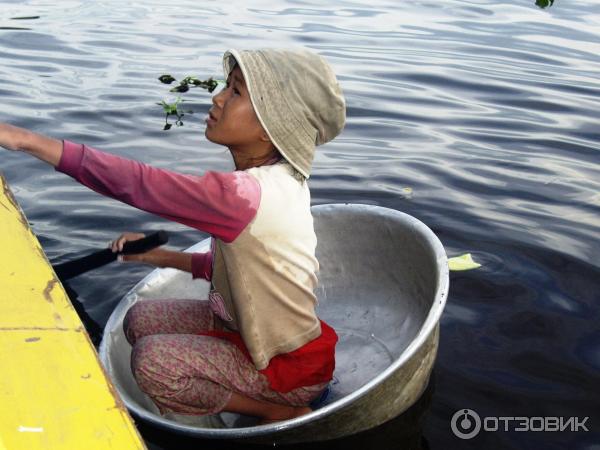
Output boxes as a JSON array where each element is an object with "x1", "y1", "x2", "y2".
[{"x1": 0, "y1": 173, "x2": 145, "y2": 449}]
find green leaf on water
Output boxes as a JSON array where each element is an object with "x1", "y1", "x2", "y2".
[
  {"x1": 448, "y1": 253, "x2": 481, "y2": 271},
  {"x1": 158, "y1": 74, "x2": 176, "y2": 84},
  {"x1": 535, "y1": 0, "x2": 554, "y2": 8},
  {"x1": 157, "y1": 97, "x2": 183, "y2": 115},
  {"x1": 170, "y1": 84, "x2": 190, "y2": 93},
  {"x1": 157, "y1": 74, "x2": 224, "y2": 129}
]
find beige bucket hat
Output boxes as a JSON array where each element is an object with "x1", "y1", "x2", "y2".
[{"x1": 223, "y1": 48, "x2": 346, "y2": 179}]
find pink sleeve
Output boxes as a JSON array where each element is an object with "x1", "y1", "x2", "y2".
[
  {"x1": 55, "y1": 140, "x2": 260, "y2": 243},
  {"x1": 191, "y1": 252, "x2": 212, "y2": 280}
]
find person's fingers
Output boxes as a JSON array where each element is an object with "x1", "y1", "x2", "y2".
[
  {"x1": 118, "y1": 236, "x2": 126, "y2": 252},
  {"x1": 109, "y1": 232, "x2": 146, "y2": 253},
  {"x1": 110, "y1": 239, "x2": 120, "y2": 253},
  {"x1": 111, "y1": 234, "x2": 126, "y2": 252}
]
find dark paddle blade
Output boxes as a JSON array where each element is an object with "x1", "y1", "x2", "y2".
[
  {"x1": 61, "y1": 281, "x2": 104, "y2": 348},
  {"x1": 53, "y1": 230, "x2": 168, "y2": 281}
]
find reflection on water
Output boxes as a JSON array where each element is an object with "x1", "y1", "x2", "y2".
[{"x1": 1, "y1": 0, "x2": 599, "y2": 449}]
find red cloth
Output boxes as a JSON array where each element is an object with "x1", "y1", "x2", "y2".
[{"x1": 198, "y1": 320, "x2": 338, "y2": 393}]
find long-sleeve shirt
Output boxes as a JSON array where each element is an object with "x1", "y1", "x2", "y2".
[{"x1": 56, "y1": 140, "x2": 336, "y2": 392}]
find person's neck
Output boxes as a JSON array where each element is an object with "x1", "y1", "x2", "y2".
[{"x1": 230, "y1": 145, "x2": 279, "y2": 171}]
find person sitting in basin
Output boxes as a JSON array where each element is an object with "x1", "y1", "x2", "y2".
[{"x1": 0, "y1": 48, "x2": 345, "y2": 424}]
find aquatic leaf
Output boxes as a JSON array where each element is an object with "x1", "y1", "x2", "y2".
[
  {"x1": 448, "y1": 253, "x2": 481, "y2": 271},
  {"x1": 158, "y1": 74, "x2": 176, "y2": 84},
  {"x1": 163, "y1": 123, "x2": 172, "y2": 130},
  {"x1": 170, "y1": 84, "x2": 189, "y2": 93},
  {"x1": 211, "y1": 78, "x2": 224, "y2": 90},
  {"x1": 157, "y1": 101, "x2": 169, "y2": 114},
  {"x1": 157, "y1": 99, "x2": 181, "y2": 115},
  {"x1": 535, "y1": 0, "x2": 554, "y2": 8},
  {"x1": 164, "y1": 103, "x2": 174, "y2": 114},
  {"x1": 180, "y1": 76, "x2": 192, "y2": 83},
  {"x1": 157, "y1": 74, "x2": 222, "y2": 129}
]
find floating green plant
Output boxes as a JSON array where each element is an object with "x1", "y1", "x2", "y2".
[
  {"x1": 535, "y1": 0, "x2": 554, "y2": 8},
  {"x1": 156, "y1": 96, "x2": 186, "y2": 130},
  {"x1": 157, "y1": 74, "x2": 223, "y2": 130}
]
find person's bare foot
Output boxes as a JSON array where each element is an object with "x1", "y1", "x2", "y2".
[{"x1": 258, "y1": 405, "x2": 312, "y2": 425}]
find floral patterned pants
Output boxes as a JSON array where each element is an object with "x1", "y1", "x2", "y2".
[{"x1": 123, "y1": 299, "x2": 328, "y2": 416}]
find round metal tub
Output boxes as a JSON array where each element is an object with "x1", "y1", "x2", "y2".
[{"x1": 99, "y1": 203, "x2": 449, "y2": 444}]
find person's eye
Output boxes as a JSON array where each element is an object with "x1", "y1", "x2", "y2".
[{"x1": 233, "y1": 87, "x2": 241, "y2": 95}]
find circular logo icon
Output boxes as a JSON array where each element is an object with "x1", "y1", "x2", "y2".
[{"x1": 451, "y1": 409, "x2": 481, "y2": 439}]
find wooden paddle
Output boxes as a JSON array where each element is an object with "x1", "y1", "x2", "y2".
[
  {"x1": 52, "y1": 230, "x2": 169, "y2": 347},
  {"x1": 54, "y1": 230, "x2": 168, "y2": 281}
]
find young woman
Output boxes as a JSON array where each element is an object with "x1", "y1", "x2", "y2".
[{"x1": 0, "y1": 48, "x2": 346, "y2": 424}]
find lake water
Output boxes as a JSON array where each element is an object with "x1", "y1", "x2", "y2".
[{"x1": 1, "y1": 0, "x2": 599, "y2": 449}]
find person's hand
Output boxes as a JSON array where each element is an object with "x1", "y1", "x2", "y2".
[
  {"x1": 110, "y1": 233, "x2": 192, "y2": 271},
  {"x1": 0, "y1": 123, "x2": 25, "y2": 151},
  {"x1": 110, "y1": 232, "x2": 145, "y2": 253},
  {"x1": 109, "y1": 232, "x2": 162, "y2": 264}
]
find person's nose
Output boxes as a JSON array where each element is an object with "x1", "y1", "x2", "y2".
[{"x1": 212, "y1": 87, "x2": 227, "y2": 108}]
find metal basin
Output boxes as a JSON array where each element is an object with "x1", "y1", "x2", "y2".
[{"x1": 99, "y1": 203, "x2": 449, "y2": 444}]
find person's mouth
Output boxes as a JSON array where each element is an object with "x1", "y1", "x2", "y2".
[{"x1": 206, "y1": 110, "x2": 218, "y2": 126}]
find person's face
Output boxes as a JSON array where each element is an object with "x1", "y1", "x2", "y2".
[{"x1": 205, "y1": 65, "x2": 270, "y2": 152}]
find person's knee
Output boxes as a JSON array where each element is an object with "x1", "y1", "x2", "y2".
[
  {"x1": 130, "y1": 336, "x2": 231, "y2": 414},
  {"x1": 130, "y1": 335, "x2": 164, "y2": 385},
  {"x1": 123, "y1": 302, "x2": 147, "y2": 345}
]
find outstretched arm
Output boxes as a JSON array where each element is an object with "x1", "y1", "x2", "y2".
[
  {"x1": 0, "y1": 123, "x2": 62, "y2": 166},
  {"x1": 1, "y1": 125, "x2": 261, "y2": 243},
  {"x1": 56, "y1": 140, "x2": 261, "y2": 242}
]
